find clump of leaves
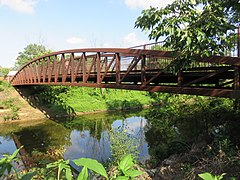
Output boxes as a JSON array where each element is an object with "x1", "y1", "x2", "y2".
[
  {"x1": 46, "y1": 159, "x2": 72, "y2": 180},
  {"x1": 0, "y1": 147, "x2": 21, "y2": 179},
  {"x1": 109, "y1": 126, "x2": 140, "y2": 164},
  {"x1": 198, "y1": 172, "x2": 227, "y2": 180},
  {"x1": 73, "y1": 158, "x2": 109, "y2": 180},
  {"x1": 116, "y1": 154, "x2": 144, "y2": 179}
]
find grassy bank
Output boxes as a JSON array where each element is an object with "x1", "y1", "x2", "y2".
[
  {"x1": 60, "y1": 87, "x2": 153, "y2": 112},
  {"x1": 27, "y1": 86, "x2": 155, "y2": 115}
]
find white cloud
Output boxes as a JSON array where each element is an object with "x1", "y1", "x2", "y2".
[
  {"x1": 66, "y1": 37, "x2": 85, "y2": 44},
  {"x1": 124, "y1": 0, "x2": 174, "y2": 9},
  {"x1": 0, "y1": 0, "x2": 37, "y2": 14},
  {"x1": 122, "y1": 33, "x2": 147, "y2": 47}
]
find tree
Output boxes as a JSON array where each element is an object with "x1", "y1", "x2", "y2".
[
  {"x1": 135, "y1": 0, "x2": 240, "y2": 71},
  {"x1": 14, "y1": 43, "x2": 51, "y2": 70},
  {"x1": 0, "y1": 66, "x2": 10, "y2": 78}
]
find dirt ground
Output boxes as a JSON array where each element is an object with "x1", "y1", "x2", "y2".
[{"x1": 0, "y1": 85, "x2": 46, "y2": 122}]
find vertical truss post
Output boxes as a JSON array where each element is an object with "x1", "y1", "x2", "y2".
[
  {"x1": 20, "y1": 72, "x2": 23, "y2": 84},
  {"x1": 30, "y1": 66, "x2": 33, "y2": 83},
  {"x1": 54, "y1": 56, "x2": 60, "y2": 83},
  {"x1": 96, "y1": 52, "x2": 101, "y2": 84},
  {"x1": 31, "y1": 64, "x2": 35, "y2": 83},
  {"x1": 70, "y1": 53, "x2": 75, "y2": 83},
  {"x1": 26, "y1": 66, "x2": 30, "y2": 83},
  {"x1": 25, "y1": 67, "x2": 28, "y2": 83},
  {"x1": 47, "y1": 57, "x2": 51, "y2": 83},
  {"x1": 38, "y1": 60, "x2": 42, "y2": 82},
  {"x1": 52, "y1": 56, "x2": 56, "y2": 83},
  {"x1": 116, "y1": 53, "x2": 120, "y2": 85},
  {"x1": 105, "y1": 57, "x2": 108, "y2": 72},
  {"x1": 33, "y1": 63, "x2": 37, "y2": 83},
  {"x1": 42, "y1": 59, "x2": 46, "y2": 82},
  {"x1": 82, "y1": 52, "x2": 87, "y2": 83},
  {"x1": 141, "y1": 55, "x2": 146, "y2": 84}
]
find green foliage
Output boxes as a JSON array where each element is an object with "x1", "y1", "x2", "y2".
[
  {"x1": 14, "y1": 43, "x2": 51, "y2": 70},
  {"x1": 73, "y1": 158, "x2": 108, "y2": 179},
  {"x1": 143, "y1": 94, "x2": 239, "y2": 165},
  {"x1": 0, "y1": 147, "x2": 144, "y2": 180},
  {"x1": 0, "y1": 66, "x2": 10, "y2": 78},
  {"x1": 0, "y1": 146, "x2": 22, "y2": 179},
  {"x1": 109, "y1": 126, "x2": 140, "y2": 164},
  {"x1": 198, "y1": 172, "x2": 226, "y2": 180},
  {"x1": 47, "y1": 159, "x2": 72, "y2": 180},
  {"x1": 30, "y1": 86, "x2": 152, "y2": 114},
  {"x1": 135, "y1": 0, "x2": 239, "y2": 71},
  {"x1": 116, "y1": 154, "x2": 144, "y2": 179}
]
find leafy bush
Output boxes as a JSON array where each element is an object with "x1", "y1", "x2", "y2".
[{"x1": 109, "y1": 126, "x2": 140, "y2": 164}]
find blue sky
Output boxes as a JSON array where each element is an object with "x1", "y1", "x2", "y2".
[{"x1": 0, "y1": 0, "x2": 173, "y2": 67}]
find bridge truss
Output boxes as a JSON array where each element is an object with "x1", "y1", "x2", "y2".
[{"x1": 10, "y1": 44, "x2": 240, "y2": 99}]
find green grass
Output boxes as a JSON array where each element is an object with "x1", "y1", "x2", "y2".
[{"x1": 58, "y1": 87, "x2": 153, "y2": 113}]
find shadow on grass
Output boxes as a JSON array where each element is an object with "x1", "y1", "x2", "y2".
[{"x1": 15, "y1": 85, "x2": 76, "y2": 121}]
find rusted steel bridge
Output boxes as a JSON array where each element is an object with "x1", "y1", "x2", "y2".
[{"x1": 11, "y1": 30, "x2": 240, "y2": 98}]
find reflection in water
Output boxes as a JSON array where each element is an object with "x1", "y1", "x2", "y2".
[
  {"x1": 64, "y1": 112, "x2": 150, "y2": 162},
  {"x1": 0, "y1": 110, "x2": 150, "y2": 166}
]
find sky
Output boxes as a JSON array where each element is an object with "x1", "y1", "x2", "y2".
[{"x1": 0, "y1": 0, "x2": 174, "y2": 67}]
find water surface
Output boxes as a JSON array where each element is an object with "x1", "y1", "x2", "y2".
[{"x1": 0, "y1": 110, "x2": 150, "y2": 164}]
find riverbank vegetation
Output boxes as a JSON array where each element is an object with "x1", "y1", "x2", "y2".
[
  {"x1": 142, "y1": 94, "x2": 240, "y2": 179},
  {"x1": 17, "y1": 85, "x2": 155, "y2": 118}
]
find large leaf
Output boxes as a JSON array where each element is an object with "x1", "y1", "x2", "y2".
[
  {"x1": 198, "y1": 172, "x2": 215, "y2": 180},
  {"x1": 118, "y1": 154, "x2": 134, "y2": 172},
  {"x1": 124, "y1": 169, "x2": 144, "y2": 178},
  {"x1": 77, "y1": 166, "x2": 88, "y2": 180},
  {"x1": 115, "y1": 176, "x2": 129, "y2": 180},
  {"x1": 73, "y1": 158, "x2": 108, "y2": 179}
]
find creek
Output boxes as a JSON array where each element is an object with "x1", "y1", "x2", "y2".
[{"x1": 0, "y1": 109, "x2": 151, "y2": 166}]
